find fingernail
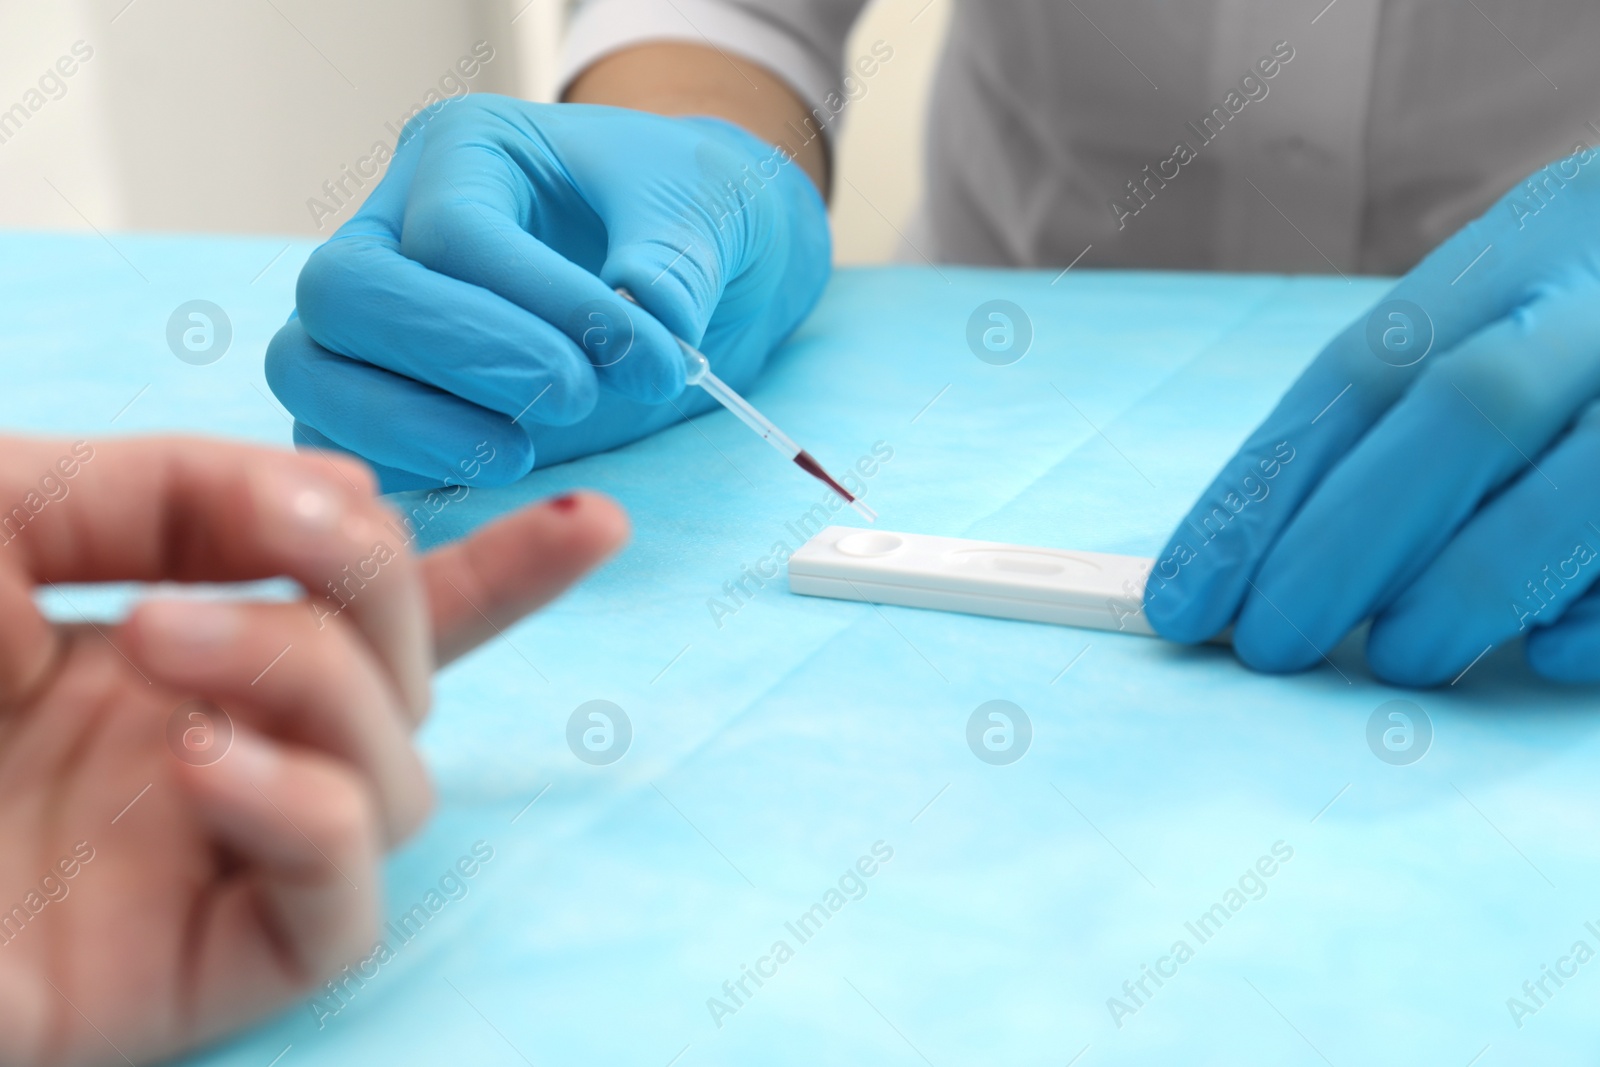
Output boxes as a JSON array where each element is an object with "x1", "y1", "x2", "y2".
[
  {"x1": 224, "y1": 726, "x2": 279, "y2": 785},
  {"x1": 138, "y1": 600, "x2": 242, "y2": 670},
  {"x1": 254, "y1": 466, "x2": 345, "y2": 551},
  {"x1": 549, "y1": 493, "x2": 579, "y2": 513}
]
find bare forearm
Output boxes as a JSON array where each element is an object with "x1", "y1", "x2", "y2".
[{"x1": 564, "y1": 42, "x2": 831, "y2": 197}]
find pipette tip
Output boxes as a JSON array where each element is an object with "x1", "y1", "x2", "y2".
[
  {"x1": 793, "y1": 450, "x2": 878, "y2": 522},
  {"x1": 615, "y1": 288, "x2": 883, "y2": 522}
]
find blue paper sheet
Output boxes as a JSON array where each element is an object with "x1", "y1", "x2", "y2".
[{"x1": 5, "y1": 231, "x2": 1599, "y2": 1066}]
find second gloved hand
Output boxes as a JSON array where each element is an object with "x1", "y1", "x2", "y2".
[
  {"x1": 1144, "y1": 148, "x2": 1600, "y2": 686},
  {"x1": 266, "y1": 95, "x2": 832, "y2": 490}
]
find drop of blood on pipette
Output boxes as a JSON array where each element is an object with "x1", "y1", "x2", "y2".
[{"x1": 793, "y1": 450, "x2": 857, "y2": 501}]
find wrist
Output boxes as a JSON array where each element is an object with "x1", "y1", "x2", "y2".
[
  {"x1": 681, "y1": 113, "x2": 832, "y2": 270},
  {"x1": 563, "y1": 42, "x2": 830, "y2": 196}
]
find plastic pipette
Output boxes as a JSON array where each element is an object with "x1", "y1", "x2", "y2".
[{"x1": 615, "y1": 290, "x2": 877, "y2": 523}]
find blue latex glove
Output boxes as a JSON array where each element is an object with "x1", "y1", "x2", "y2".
[
  {"x1": 265, "y1": 95, "x2": 831, "y2": 491},
  {"x1": 1145, "y1": 148, "x2": 1600, "y2": 686}
]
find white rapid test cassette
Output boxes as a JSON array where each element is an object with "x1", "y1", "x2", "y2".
[{"x1": 787, "y1": 526, "x2": 1157, "y2": 635}]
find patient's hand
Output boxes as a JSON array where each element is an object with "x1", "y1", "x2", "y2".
[{"x1": 0, "y1": 436, "x2": 625, "y2": 1065}]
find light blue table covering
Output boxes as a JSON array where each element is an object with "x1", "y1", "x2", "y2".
[{"x1": 4, "y1": 231, "x2": 1597, "y2": 1066}]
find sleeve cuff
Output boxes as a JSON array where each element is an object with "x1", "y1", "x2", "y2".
[{"x1": 558, "y1": 0, "x2": 842, "y2": 130}]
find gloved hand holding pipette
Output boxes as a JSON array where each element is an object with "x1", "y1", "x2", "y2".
[{"x1": 266, "y1": 94, "x2": 832, "y2": 491}]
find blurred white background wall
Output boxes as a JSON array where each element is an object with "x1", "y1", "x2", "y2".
[{"x1": 0, "y1": 0, "x2": 948, "y2": 264}]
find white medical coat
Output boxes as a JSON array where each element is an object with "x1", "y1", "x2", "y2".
[{"x1": 563, "y1": 0, "x2": 1600, "y2": 272}]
